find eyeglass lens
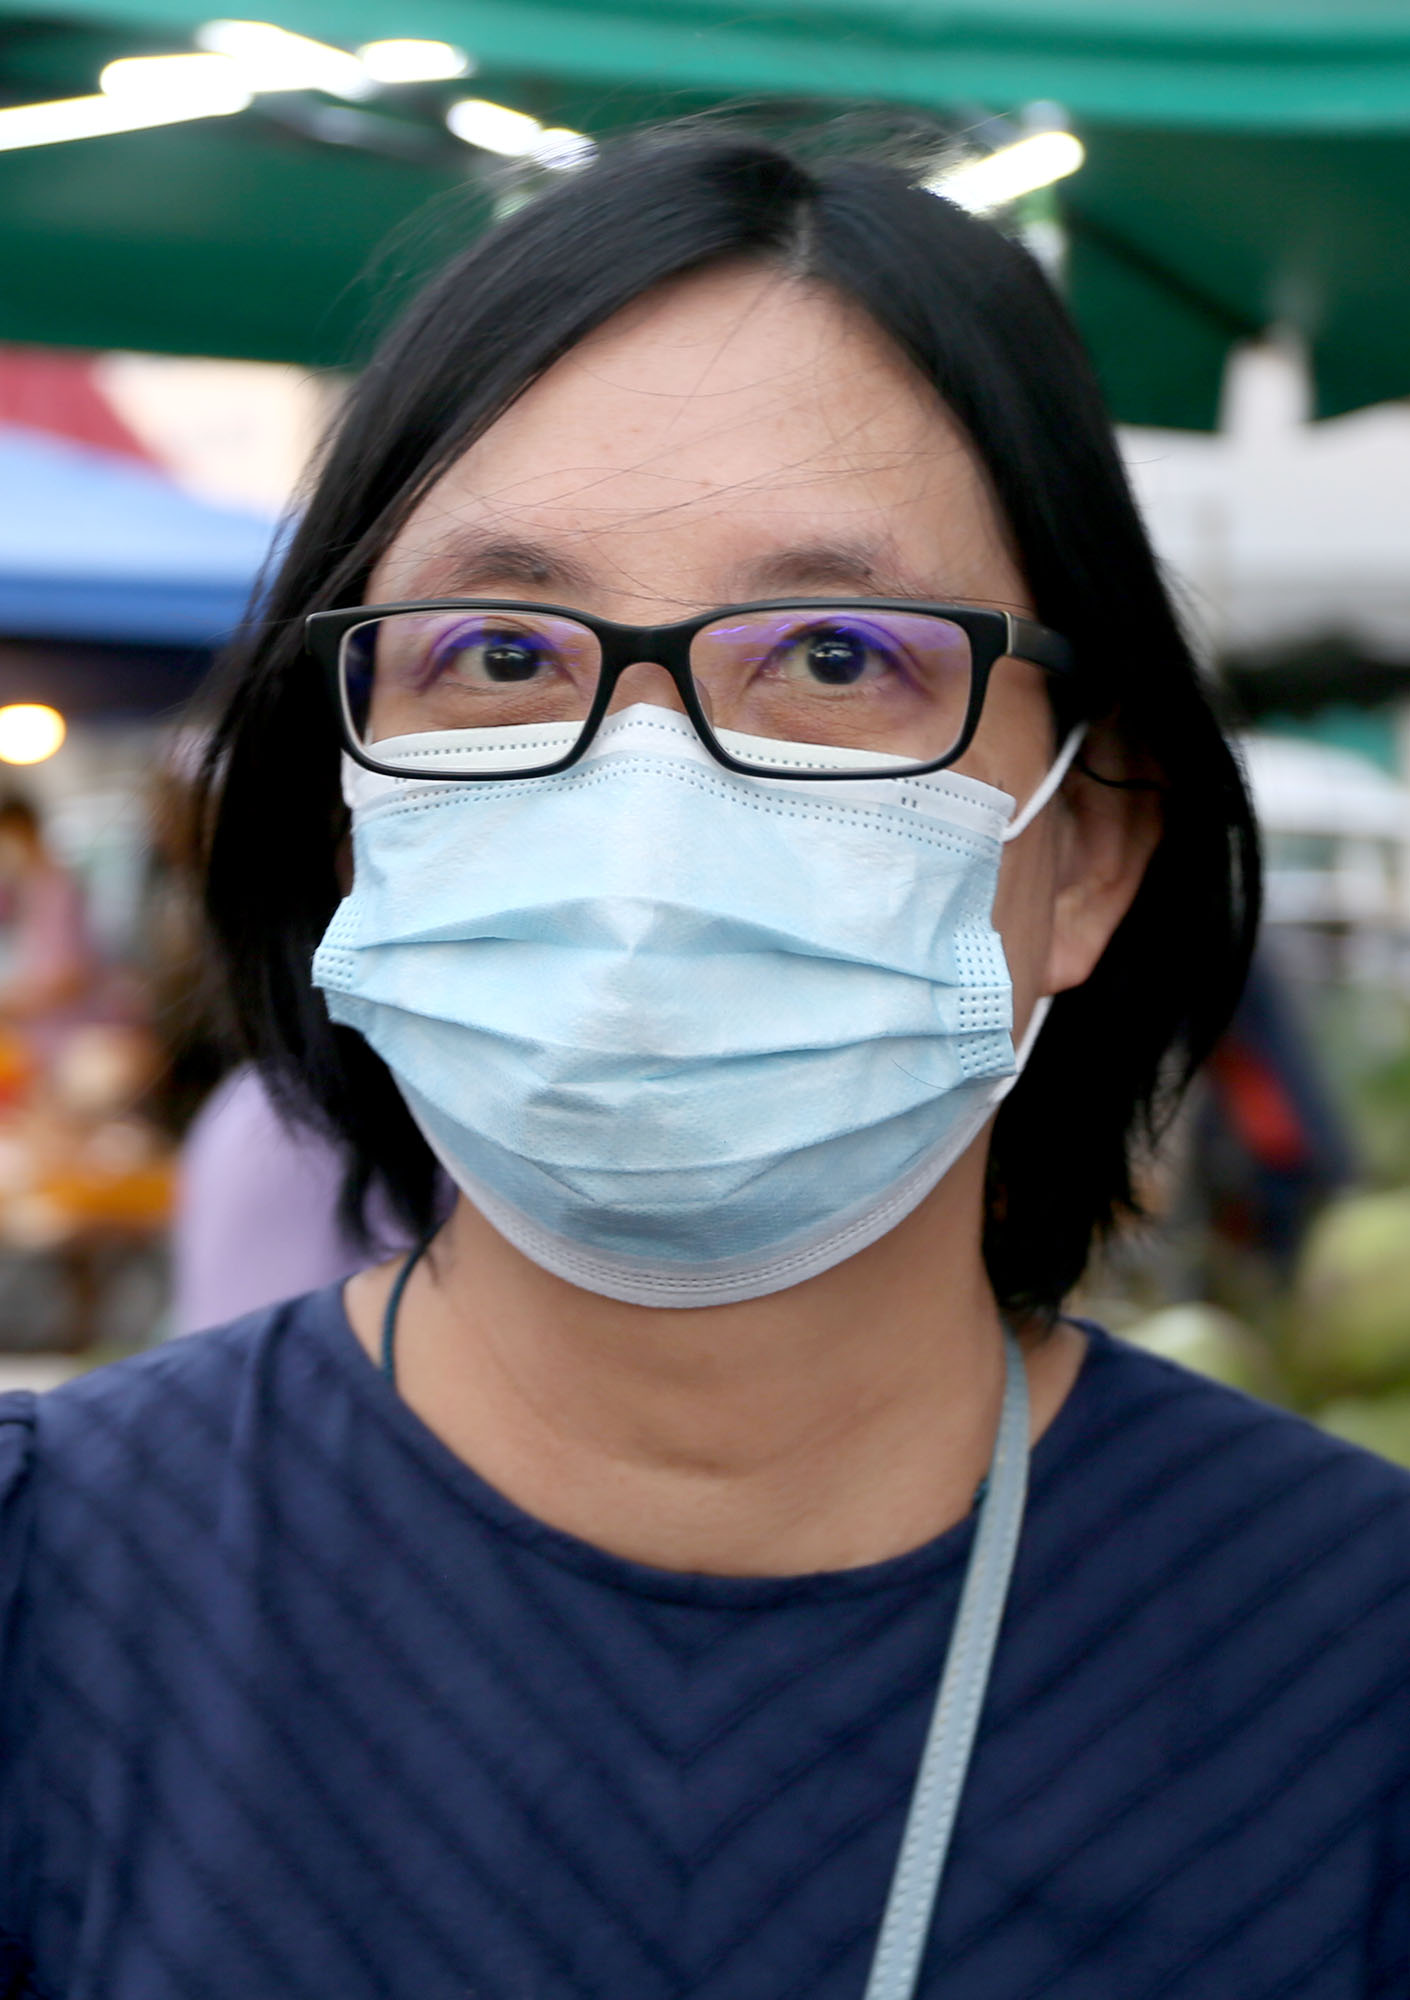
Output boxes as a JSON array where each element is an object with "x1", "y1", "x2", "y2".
[{"x1": 342, "y1": 606, "x2": 976, "y2": 775}]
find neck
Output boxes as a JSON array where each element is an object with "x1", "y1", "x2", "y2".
[{"x1": 345, "y1": 1153, "x2": 1084, "y2": 1576}]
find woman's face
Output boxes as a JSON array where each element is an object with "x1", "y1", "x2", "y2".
[{"x1": 369, "y1": 260, "x2": 1150, "y2": 1030}]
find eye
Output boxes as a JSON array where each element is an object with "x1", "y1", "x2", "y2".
[
  {"x1": 429, "y1": 622, "x2": 557, "y2": 685},
  {"x1": 770, "y1": 621, "x2": 903, "y2": 689},
  {"x1": 799, "y1": 629, "x2": 870, "y2": 685}
]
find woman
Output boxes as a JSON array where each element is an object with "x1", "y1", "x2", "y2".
[{"x1": 2, "y1": 131, "x2": 1406, "y2": 1998}]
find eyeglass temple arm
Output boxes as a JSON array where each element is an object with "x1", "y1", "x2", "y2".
[{"x1": 1005, "y1": 613, "x2": 1074, "y2": 678}]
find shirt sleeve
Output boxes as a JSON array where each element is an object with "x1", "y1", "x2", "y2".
[{"x1": 0, "y1": 1392, "x2": 37, "y2": 1984}]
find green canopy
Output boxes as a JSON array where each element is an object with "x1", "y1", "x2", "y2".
[{"x1": 2, "y1": 1, "x2": 1409, "y2": 425}]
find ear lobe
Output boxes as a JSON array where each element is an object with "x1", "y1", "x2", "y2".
[{"x1": 1042, "y1": 748, "x2": 1162, "y2": 997}]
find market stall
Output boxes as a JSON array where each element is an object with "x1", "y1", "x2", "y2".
[{"x1": 0, "y1": 350, "x2": 277, "y2": 1347}]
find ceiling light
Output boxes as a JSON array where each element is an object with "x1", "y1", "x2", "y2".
[
  {"x1": 0, "y1": 706, "x2": 66, "y2": 766},
  {"x1": 0, "y1": 21, "x2": 385, "y2": 155},
  {"x1": 928, "y1": 130, "x2": 1085, "y2": 214},
  {"x1": 196, "y1": 19, "x2": 374, "y2": 100},
  {"x1": 446, "y1": 97, "x2": 543, "y2": 156},
  {"x1": 0, "y1": 64, "x2": 251, "y2": 152},
  {"x1": 99, "y1": 52, "x2": 254, "y2": 116},
  {"x1": 0, "y1": 97, "x2": 135, "y2": 150},
  {"x1": 356, "y1": 38, "x2": 470, "y2": 83}
]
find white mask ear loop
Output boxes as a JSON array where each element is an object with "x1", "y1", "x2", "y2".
[
  {"x1": 1000, "y1": 723, "x2": 1088, "y2": 843},
  {"x1": 1011, "y1": 993, "x2": 1051, "y2": 1068},
  {"x1": 987, "y1": 992, "x2": 1051, "y2": 1114}
]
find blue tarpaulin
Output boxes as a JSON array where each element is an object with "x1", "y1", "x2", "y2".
[{"x1": 0, "y1": 427, "x2": 279, "y2": 648}]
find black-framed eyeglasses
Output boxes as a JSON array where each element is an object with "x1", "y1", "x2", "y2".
[{"x1": 306, "y1": 597, "x2": 1078, "y2": 783}]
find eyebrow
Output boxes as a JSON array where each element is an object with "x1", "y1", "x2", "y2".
[
  {"x1": 393, "y1": 529, "x2": 938, "y2": 608},
  {"x1": 398, "y1": 532, "x2": 599, "y2": 599},
  {"x1": 733, "y1": 539, "x2": 935, "y2": 600}
]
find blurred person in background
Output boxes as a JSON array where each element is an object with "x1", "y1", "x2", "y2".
[
  {"x1": 143, "y1": 764, "x2": 409, "y2": 1331},
  {"x1": 1, "y1": 128, "x2": 1407, "y2": 2000},
  {"x1": 173, "y1": 1063, "x2": 415, "y2": 1331},
  {"x1": 1188, "y1": 942, "x2": 1357, "y2": 1292},
  {"x1": 0, "y1": 792, "x2": 95, "y2": 1039}
]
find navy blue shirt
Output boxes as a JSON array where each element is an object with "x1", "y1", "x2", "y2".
[{"x1": 1, "y1": 1288, "x2": 1408, "y2": 1998}]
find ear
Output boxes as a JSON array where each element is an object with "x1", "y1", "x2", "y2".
[{"x1": 1042, "y1": 722, "x2": 1162, "y2": 997}]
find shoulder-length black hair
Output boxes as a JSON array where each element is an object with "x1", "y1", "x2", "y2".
[{"x1": 200, "y1": 124, "x2": 1259, "y2": 1319}]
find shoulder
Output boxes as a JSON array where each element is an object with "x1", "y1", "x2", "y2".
[
  {"x1": 1072, "y1": 1322, "x2": 1410, "y2": 1520},
  {"x1": 1047, "y1": 1326, "x2": 1410, "y2": 1629},
  {"x1": 0, "y1": 1313, "x2": 295, "y2": 1652},
  {"x1": 13, "y1": 1287, "x2": 353, "y2": 1540},
  {"x1": 1080, "y1": 1323, "x2": 1410, "y2": 1490}
]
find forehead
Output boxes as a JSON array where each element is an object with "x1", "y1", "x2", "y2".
[{"x1": 372, "y1": 261, "x2": 1027, "y2": 612}]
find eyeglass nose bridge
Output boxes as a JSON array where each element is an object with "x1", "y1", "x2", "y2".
[{"x1": 585, "y1": 620, "x2": 716, "y2": 744}]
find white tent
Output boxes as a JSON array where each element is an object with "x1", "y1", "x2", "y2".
[
  {"x1": 1121, "y1": 347, "x2": 1410, "y2": 667},
  {"x1": 1239, "y1": 733, "x2": 1410, "y2": 932}
]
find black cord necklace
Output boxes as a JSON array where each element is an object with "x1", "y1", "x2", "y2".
[{"x1": 380, "y1": 1239, "x2": 434, "y2": 1383}]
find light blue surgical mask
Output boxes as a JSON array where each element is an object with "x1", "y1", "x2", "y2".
[{"x1": 313, "y1": 704, "x2": 1081, "y2": 1307}]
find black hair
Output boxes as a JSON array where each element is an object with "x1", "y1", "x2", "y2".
[{"x1": 199, "y1": 124, "x2": 1259, "y2": 1318}]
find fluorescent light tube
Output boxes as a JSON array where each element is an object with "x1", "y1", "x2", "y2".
[
  {"x1": 196, "y1": 19, "x2": 374, "y2": 100},
  {"x1": 357, "y1": 39, "x2": 470, "y2": 84},
  {"x1": 930, "y1": 130, "x2": 1085, "y2": 214}
]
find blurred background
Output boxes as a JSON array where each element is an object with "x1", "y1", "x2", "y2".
[{"x1": 0, "y1": 0, "x2": 1408, "y2": 1450}]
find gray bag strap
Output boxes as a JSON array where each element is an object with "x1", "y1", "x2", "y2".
[{"x1": 862, "y1": 1328, "x2": 1031, "y2": 2000}]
